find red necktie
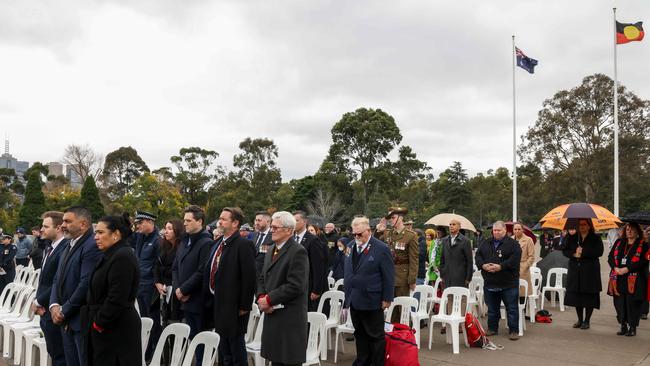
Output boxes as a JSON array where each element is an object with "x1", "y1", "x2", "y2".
[{"x1": 209, "y1": 244, "x2": 224, "y2": 291}]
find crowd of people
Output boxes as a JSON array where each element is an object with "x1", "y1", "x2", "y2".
[{"x1": 0, "y1": 204, "x2": 648, "y2": 366}]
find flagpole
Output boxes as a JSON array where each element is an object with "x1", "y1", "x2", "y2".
[
  {"x1": 613, "y1": 8, "x2": 619, "y2": 216},
  {"x1": 512, "y1": 35, "x2": 517, "y2": 222}
]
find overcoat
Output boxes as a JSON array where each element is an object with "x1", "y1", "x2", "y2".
[
  {"x1": 257, "y1": 238, "x2": 309, "y2": 364},
  {"x1": 563, "y1": 232, "x2": 603, "y2": 294},
  {"x1": 82, "y1": 241, "x2": 141, "y2": 366}
]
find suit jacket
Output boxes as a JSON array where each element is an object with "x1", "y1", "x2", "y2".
[
  {"x1": 172, "y1": 230, "x2": 213, "y2": 314},
  {"x1": 344, "y1": 236, "x2": 394, "y2": 311},
  {"x1": 36, "y1": 238, "x2": 69, "y2": 315},
  {"x1": 252, "y1": 230, "x2": 273, "y2": 275},
  {"x1": 257, "y1": 238, "x2": 309, "y2": 364},
  {"x1": 298, "y1": 231, "x2": 327, "y2": 296},
  {"x1": 50, "y1": 229, "x2": 102, "y2": 332},
  {"x1": 82, "y1": 241, "x2": 141, "y2": 366},
  {"x1": 439, "y1": 233, "x2": 473, "y2": 287}
]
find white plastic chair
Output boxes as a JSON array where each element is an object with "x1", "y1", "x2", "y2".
[
  {"x1": 541, "y1": 268, "x2": 567, "y2": 311},
  {"x1": 528, "y1": 272, "x2": 543, "y2": 323},
  {"x1": 140, "y1": 317, "x2": 153, "y2": 366},
  {"x1": 181, "y1": 331, "x2": 220, "y2": 366},
  {"x1": 411, "y1": 285, "x2": 435, "y2": 348},
  {"x1": 327, "y1": 277, "x2": 335, "y2": 290},
  {"x1": 384, "y1": 296, "x2": 418, "y2": 327},
  {"x1": 8, "y1": 314, "x2": 40, "y2": 363},
  {"x1": 467, "y1": 278, "x2": 484, "y2": 317},
  {"x1": 149, "y1": 323, "x2": 191, "y2": 366},
  {"x1": 246, "y1": 303, "x2": 261, "y2": 343},
  {"x1": 428, "y1": 287, "x2": 469, "y2": 354},
  {"x1": 333, "y1": 279, "x2": 344, "y2": 291},
  {"x1": 518, "y1": 279, "x2": 528, "y2": 336},
  {"x1": 530, "y1": 266, "x2": 541, "y2": 278},
  {"x1": 246, "y1": 312, "x2": 265, "y2": 366},
  {"x1": 305, "y1": 312, "x2": 327, "y2": 366},
  {"x1": 12, "y1": 328, "x2": 41, "y2": 366},
  {"x1": 428, "y1": 278, "x2": 443, "y2": 316},
  {"x1": 316, "y1": 290, "x2": 345, "y2": 360},
  {"x1": 333, "y1": 309, "x2": 354, "y2": 363},
  {"x1": 1, "y1": 292, "x2": 36, "y2": 357},
  {"x1": 24, "y1": 335, "x2": 49, "y2": 366}
]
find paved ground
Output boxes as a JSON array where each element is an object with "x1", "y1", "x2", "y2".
[{"x1": 3, "y1": 255, "x2": 649, "y2": 366}]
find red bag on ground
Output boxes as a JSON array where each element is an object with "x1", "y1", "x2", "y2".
[
  {"x1": 464, "y1": 312, "x2": 487, "y2": 347},
  {"x1": 385, "y1": 323, "x2": 419, "y2": 366}
]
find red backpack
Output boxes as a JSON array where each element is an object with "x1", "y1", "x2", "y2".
[
  {"x1": 464, "y1": 312, "x2": 487, "y2": 347},
  {"x1": 385, "y1": 323, "x2": 420, "y2": 366}
]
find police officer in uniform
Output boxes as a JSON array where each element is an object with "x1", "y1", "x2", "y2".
[
  {"x1": 0, "y1": 234, "x2": 17, "y2": 293},
  {"x1": 375, "y1": 207, "x2": 419, "y2": 322}
]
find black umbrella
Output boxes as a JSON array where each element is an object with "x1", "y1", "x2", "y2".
[
  {"x1": 620, "y1": 211, "x2": 650, "y2": 225},
  {"x1": 536, "y1": 251, "x2": 569, "y2": 290}
]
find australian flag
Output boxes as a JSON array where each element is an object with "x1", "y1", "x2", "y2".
[{"x1": 515, "y1": 47, "x2": 538, "y2": 74}]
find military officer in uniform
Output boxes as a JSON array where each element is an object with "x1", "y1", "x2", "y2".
[
  {"x1": 375, "y1": 207, "x2": 419, "y2": 322},
  {"x1": 0, "y1": 234, "x2": 17, "y2": 293}
]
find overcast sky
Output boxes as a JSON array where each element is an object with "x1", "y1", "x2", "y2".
[{"x1": 1, "y1": 0, "x2": 648, "y2": 180}]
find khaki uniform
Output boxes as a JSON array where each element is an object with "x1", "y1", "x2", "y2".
[{"x1": 378, "y1": 227, "x2": 419, "y2": 296}]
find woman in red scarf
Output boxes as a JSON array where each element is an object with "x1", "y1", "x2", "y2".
[{"x1": 607, "y1": 222, "x2": 649, "y2": 336}]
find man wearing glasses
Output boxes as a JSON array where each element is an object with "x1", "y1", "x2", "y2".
[
  {"x1": 344, "y1": 216, "x2": 394, "y2": 366},
  {"x1": 257, "y1": 211, "x2": 309, "y2": 366}
]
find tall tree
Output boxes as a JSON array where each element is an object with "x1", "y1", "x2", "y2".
[
  {"x1": 112, "y1": 173, "x2": 188, "y2": 224},
  {"x1": 171, "y1": 147, "x2": 221, "y2": 205},
  {"x1": 102, "y1": 146, "x2": 150, "y2": 198},
  {"x1": 521, "y1": 73, "x2": 650, "y2": 205},
  {"x1": 18, "y1": 171, "x2": 46, "y2": 229},
  {"x1": 78, "y1": 176, "x2": 105, "y2": 220},
  {"x1": 434, "y1": 161, "x2": 471, "y2": 214},
  {"x1": 62, "y1": 144, "x2": 103, "y2": 182},
  {"x1": 329, "y1": 108, "x2": 402, "y2": 213}
]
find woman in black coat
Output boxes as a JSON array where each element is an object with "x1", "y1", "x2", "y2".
[
  {"x1": 153, "y1": 219, "x2": 184, "y2": 323},
  {"x1": 83, "y1": 214, "x2": 141, "y2": 366},
  {"x1": 607, "y1": 222, "x2": 649, "y2": 336},
  {"x1": 562, "y1": 219, "x2": 603, "y2": 330}
]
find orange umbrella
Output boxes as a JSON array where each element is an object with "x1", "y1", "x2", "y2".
[{"x1": 540, "y1": 203, "x2": 622, "y2": 231}]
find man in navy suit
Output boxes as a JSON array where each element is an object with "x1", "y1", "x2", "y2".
[
  {"x1": 173, "y1": 205, "x2": 214, "y2": 365},
  {"x1": 344, "y1": 216, "x2": 394, "y2": 366},
  {"x1": 32, "y1": 211, "x2": 68, "y2": 366},
  {"x1": 293, "y1": 211, "x2": 327, "y2": 311},
  {"x1": 49, "y1": 206, "x2": 102, "y2": 366}
]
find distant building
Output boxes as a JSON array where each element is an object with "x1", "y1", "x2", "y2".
[
  {"x1": 0, "y1": 139, "x2": 29, "y2": 178},
  {"x1": 66, "y1": 165, "x2": 83, "y2": 188},
  {"x1": 47, "y1": 162, "x2": 64, "y2": 177}
]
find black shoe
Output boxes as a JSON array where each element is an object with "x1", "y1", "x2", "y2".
[
  {"x1": 641, "y1": 314, "x2": 648, "y2": 320},
  {"x1": 617, "y1": 323, "x2": 628, "y2": 336},
  {"x1": 509, "y1": 332, "x2": 520, "y2": 341},
  {"x1": 572, "y1": 321, "x2": 583, "y2": 328},
  {"x1": 485, "y1": 329, "x2": 497, "y2": 336},
  {"x1": 625, "y1": 327, "x2": 636, "y2": 336},
  {"x1": 580, "y1": 321, "x2": 590, "y2": 330}
]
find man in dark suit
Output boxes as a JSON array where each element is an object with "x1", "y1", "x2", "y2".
[
  {"x1": 344, "y1": 216, "x2": 394, "y2": 366},
  {"x1": 293, "y1": 211, "x2": 326, "y2": 311},
  {"x1": 440, "y1": 219, "x2": 474, "y2": 288},
  {"x1": 49, "y1": 206, "x2": 102, "y2": 366},
  {"x1": 173, "y1": 205, "x2": 214, "y2": 364},
  {"x1": 257, "y1": 211, "x2": 309, "y2": 366},
  {"x1": 253, "y1": 211, "x2": 273, "y2": 275},
  {"x1": 32, "y1": 211, "x2": 67, "y2": 366}
]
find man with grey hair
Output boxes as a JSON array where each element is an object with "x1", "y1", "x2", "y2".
[
  {"x1": 257, "y1": 211, "x2": 309, "y2": 366},
  {"x1": 344, "y1": 216, "x2": 394, "y2": 366},
  {"x1": 475, "y1": 220, "x2": 522, "y2": 340}
]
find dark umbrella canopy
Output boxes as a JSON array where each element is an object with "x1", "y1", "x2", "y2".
[
  {"x1": 621, "y1": 211, "x2": 650, "y2": 225},
  {"x1": 535, "y1": 250, "x2": 569, "y2": 288}
]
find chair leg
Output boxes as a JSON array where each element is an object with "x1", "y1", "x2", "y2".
[
  {"x1": 450, "y1": 324, "x2": 460, "y2": 354},
  {"x1": 3, "y1": 325, "x2": 12, "y2": 358},
  {"x1": 428, "y1": 320, "x2": 435, "y2": 350},
  {"x1": 529, "y1": 299, "x2": 536, "y2": 324},
  {"x1": 540, "y1": 291, "x2": 545, "y2": 310},
  {"x1": 519, "y1": 309, "x2": 524, "y2": 336},
  {"x1": 334, "y1": 332, "x2": 339, "y2": 364},
  {"x1": 559, "y1": 291, "x2": 565, "y2": 312}
]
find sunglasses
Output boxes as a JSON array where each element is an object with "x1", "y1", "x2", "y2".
[{"x1": 353, "y1": 232, "x2": 364, "y2": 238}]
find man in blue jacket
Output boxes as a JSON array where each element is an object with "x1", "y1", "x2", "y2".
[
  {"x1": 33, "y1": 211, "x2": 68, "y2": 366},
  {"x1": 14, "y1": 227, "x2": 32, "y2": 267},
  {"x1": 49, "y1": 206, "x2": 102, "y2": 366},
  {"x1": 344, "y1": 216, "x2": 394, "y2": 366}
]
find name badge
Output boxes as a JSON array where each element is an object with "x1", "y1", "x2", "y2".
[{"x1": 621, "y1": 258, "x2": 627, "y2": 265}]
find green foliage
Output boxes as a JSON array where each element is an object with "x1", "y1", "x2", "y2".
[
  {"x1": 78, "y1": 176, "x2": 105, "y2": 221},
  {"x1": 171, "y1": 147, "x2": 221, "y2": 205},
  {"x1": 44, "y1": 185, "x2": 81, "y2": 212},
  {"x1": 103, "y1": 146, "x2": 149, "y2": 198},
  {"x1": 111, "y1": 173, "x2": 188, "y2": 224},
  {"x1": 18, "y1": 172, "x2": 46, "y2": 229}
]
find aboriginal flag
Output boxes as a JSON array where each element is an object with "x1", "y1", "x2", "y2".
[{"x1": 616, "y1": 21, "x2": 644, "y2": 44}]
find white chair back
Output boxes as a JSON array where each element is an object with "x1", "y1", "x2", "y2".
[
  {"x1": 327, "y1": 277, "x2": 335, "y2": 290},
  {"x1": 251, "y1": 312, "x2": 264, "y2": 344},
  {"x1": 531, "y1": 272, "x2": 543, "y2": 295},
  {"x1": 412, "y1": 285, "x2": 435, "y2": 313},
  {"x1": 150, "y1": 323, "x2": 191, "y2": 366},
  {"x1": 181, "y1": 331, "x2": 220, "y2": 366},
  {"x1": 134, "y1": 301, "x2": 141, "y2": 316},
  {"x1": 0, "y1": 283, "x2": 19, "y2": 311},
  {"x1": 140, "y1": 317, "x2": 153, "y2": 366},
  {"x1": 385, "y1": 296, "x2": 418, "y2": 326},
  {"x1": 246, "y1": 303, "x2": 260, "y2": 343},
  {"x1": 305, "y1": 312, "x2": 327, "y2": 363},
  {"x1": 546, "y1": 268, "x2": 567, "y2": 288},
  {"x1": 316, "y1": 290, "x2": 345, "y2": 323},
  {"x1": 467, "y1": 278, "x2": 482, "y2": 302},
  {"x1": 530, "y1": 266, "x2": 541, "y2": 278},
  {"x1": 519, "y1": 279, "x2": 529, "y2": 307},
  {"x1": 30, "y1": 269, "x2": 41, "y2": 287},
  {"x1": 333, "y1": 278, "x2": 344, "y2": 291},
  {"x1": 437, "y1": 287, "x2": 470, "y2": 318}
]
